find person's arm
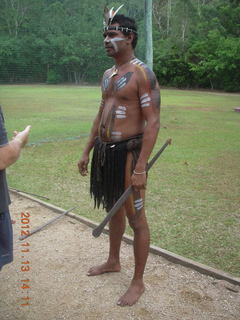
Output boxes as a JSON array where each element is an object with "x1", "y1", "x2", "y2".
[
  {"x1": 0, "y1": 126, "x2": 31, "y2": 170},
  {"x1": 132, "y1": 66, "x2": 161, "y2": 189},
  {"x1": 78, "y1": 69, "x2": 110, "y2": 176},
  {"x1": 78, "y1": 99, "x2": 104, "y2": 176}
]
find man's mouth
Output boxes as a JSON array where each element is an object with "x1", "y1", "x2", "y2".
[{"x1": 105, "y1": 46, "x2": 115, "y2": 53}]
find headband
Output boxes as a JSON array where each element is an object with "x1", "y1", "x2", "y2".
[{"x1": 103, "y1": 25, "x2": 137, "y2": 35}]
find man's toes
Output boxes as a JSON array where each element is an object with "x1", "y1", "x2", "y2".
[
  {"x1": 87, "y1": 267, "x2": 92, "y2": 274},
  {"x1": 128, "y1": 300, "x2": 134, "y2": 306},
  {"x1": 87, "y1": 267, "x2": 94, "y2": 275},
  {"x1": 117, "y1": 299, "x2": 124, "y2": 306},
  {"x1": 87, "y1": 270, "x2": 96, "y2": 276},
  {"x1": 117, "y1": 297, "x2": 129, "y2": 307}
]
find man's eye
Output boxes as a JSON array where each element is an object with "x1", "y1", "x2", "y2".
[
  {"x1": 103, "y1": 32, "x2": 116, "y2": 39},
  {"x1": 108, "y1": 33, "x2": 116, "y2": 38}
]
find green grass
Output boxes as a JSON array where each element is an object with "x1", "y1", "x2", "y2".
[{"x1": 1, "y1": 84, "x2": 240, "y2": 277}]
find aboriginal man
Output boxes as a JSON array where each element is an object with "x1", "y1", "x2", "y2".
[{"x1": 78, "y1": 8, "x2": 160, "y2": 307}]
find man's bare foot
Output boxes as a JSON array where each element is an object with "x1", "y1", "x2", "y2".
[
  {"x1": 117, "y1": 279, "x2": 145, "y2": 307},
  {"x1": 87, "y1": 261, "x2": 121, "y2": 276}
]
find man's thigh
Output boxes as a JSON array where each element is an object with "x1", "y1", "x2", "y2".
[{"x1": 124, "y1": 152, "x2": 146, "y2": 220}]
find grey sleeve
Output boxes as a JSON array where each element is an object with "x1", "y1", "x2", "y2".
[{"x1": 0, "y1": 107, "x2": 9, "y2": 147}]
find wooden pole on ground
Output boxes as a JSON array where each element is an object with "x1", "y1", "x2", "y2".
[{"x1": 19, "y1": 206, "x2": 77, "y2": 240}]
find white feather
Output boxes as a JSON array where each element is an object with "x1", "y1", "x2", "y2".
[
  {"x1": 109, "y1": 7, "x2": 114, "y2": 19},
  {"x1": 112, "y1": 4, "x2": 124, "y2": 19}
]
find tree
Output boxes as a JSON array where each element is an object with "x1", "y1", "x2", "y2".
[{"x1": 0, "y1": 0, "x2": 239, "y2": 91}]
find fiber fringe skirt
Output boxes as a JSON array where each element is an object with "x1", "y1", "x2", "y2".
[{"x1": 90, "y1": 135, "x2": 142, "y2": 212}]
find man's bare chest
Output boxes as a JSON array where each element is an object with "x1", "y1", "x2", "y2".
[{"x1": 102, "y1": 69, "x2": 138, "y2": 100}]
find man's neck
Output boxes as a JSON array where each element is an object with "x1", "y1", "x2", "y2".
[{"x1": 114, "y1": 51, "x2": 135, "y2": 68}]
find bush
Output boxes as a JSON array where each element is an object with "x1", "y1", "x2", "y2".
[{"x1": 46, "y1": 70, "x2": 62, "y2": 84}]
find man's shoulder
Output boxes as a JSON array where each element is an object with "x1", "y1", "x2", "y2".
[
  {"x1": 131, "y1": 58, "x2": 153, "y2": 71},
  {"x1": 130, "y1": 58, "x2": 158, "y2": 89},
  {"x1": 103, "y1": 66, "x2": 115, "y2": 77},
  {"x1": 130, "y1": 58, "x2": 147, "y2": 68}
]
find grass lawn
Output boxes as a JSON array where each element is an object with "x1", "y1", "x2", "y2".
[{"x1": 1, "y1": 84, "x2": 240, "y2": 277}]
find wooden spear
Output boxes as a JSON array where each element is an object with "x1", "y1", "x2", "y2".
[{"x1": 19, "y1": 206, "x2": 77, "y2": 241}]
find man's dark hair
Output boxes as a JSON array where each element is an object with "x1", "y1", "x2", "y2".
[{"x1": 111, "y1": 14, "x2": 138, "y2": 48}]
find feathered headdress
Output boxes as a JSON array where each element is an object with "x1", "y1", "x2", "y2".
[
  {"x1": 103, "y1": 4, "x2": 137, "y2": 34},
  {"x1": 104, "y1": 4, "x2": 124, "y2": 27}
]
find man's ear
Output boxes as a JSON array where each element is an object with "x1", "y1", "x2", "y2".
[{"x1": 126, "y1": 33, "x2": 134, "y2": 45}]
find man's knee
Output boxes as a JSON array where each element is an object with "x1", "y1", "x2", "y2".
[{"x1": 127, "y1": 212, "x2": 147, "y2": 231}]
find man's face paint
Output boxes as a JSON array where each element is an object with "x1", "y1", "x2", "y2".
[{"x1": 104, "y1": 37, "x2": 125, "y2": 53}]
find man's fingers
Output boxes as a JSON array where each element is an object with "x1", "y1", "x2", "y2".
[
  {"x1": 13, "y1": 125, "x2": 31, "y2": 146},
  {"x1": 78, "y1": 161, "x2": 88, "y2": 176},
  {"x1": 80, "y1": 170, "x2": 88, "y2": 176},
  {"x1": 21, "y1": 125, "x2": 31, "y2": 136},
  {"x1": 14, "y1": 125, "x2": 31, "y2": 136},
  {"x1": 81, "y1": 165, "x2": 88, "y2": 175},
  {"x1": 24, "y1": 125, "x2": 31, "y2": 132}
]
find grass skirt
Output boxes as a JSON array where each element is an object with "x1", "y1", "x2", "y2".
[{"x1": 90, "y1": 136, "x2": 142, "y2": 211}]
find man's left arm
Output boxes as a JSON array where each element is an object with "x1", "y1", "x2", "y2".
[
  {"x1": 132, "y1": 67, "x2": 161, "y2": 189},
  {"x1": 0, "y1": 108, "x2": 31, "y2": 170}
]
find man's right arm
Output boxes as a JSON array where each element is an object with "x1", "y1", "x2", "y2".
[
  {"x1": 78, "y1": 101, "x2": 104, "y2": 176},
  {"x1": 78, "y1": 69, "x2": 110, "y2": 176}
]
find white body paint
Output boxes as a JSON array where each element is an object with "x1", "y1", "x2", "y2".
[
  {"x1": 111, "y1": 131, "x2": 122, "y2": 140},
  {"x1": 111, "y1": 131, "x2": 122, "y2": 136},
  {"x1": 131, "y1": 58, "x2": 144, "y2": 66},
  {"x1": 134, "y1": 198, "x2": 144, "y2": 211},
  {"x1": 109, "y1": 37, "x2": 125, "y2": 53},
  {"x1": 116, "y1": 76, "x2": 128, "y2": 89},
  {"x1": 103, "y1": 78, "x2": 109, "y2": 90},
  {"x1": 115, "y1": 106, "x2": 127, "y2": 119},
  {"x1": 140, "y1": 93, "x2": 151, "y2": 108}
]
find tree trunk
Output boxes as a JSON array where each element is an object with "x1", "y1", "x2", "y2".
[
  {"x1": 152, "y1": 3, "x2": 162, "y2": 35},
  {"x1": 167, "y1": 0, "x2": 172, "y2": 37},
  {"x1": 181, "y1": 19, "x2": 187, "y2": 47},
  {"x1": 145, "y1": 0, "x2": 153, "y2": 69}
]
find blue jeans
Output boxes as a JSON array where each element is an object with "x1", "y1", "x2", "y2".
[{"x1": 0, "y1": 209, "x2": 13, "y2": 270}]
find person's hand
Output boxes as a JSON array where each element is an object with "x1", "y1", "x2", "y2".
[
  {"x1": 131, "y1": 172, "x2": 147, "y2": 190},
  {"x1": 78, "y1": 153, "x2": 89, "y2": 176},
  {"x1": 13, "y1": 125, "x2": 31, "y2": 147}
]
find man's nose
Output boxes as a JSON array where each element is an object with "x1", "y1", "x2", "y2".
[{"x1": 104, "y1": 37, "x2": 111, "y2": 43}]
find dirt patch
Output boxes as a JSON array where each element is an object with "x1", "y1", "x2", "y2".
[{"x1": 0, "y1": 193, "x2": 239, "y2": 320}]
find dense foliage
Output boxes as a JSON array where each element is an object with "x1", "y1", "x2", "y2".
[
  {"x1": 153, "y1": 0, "x2": 240, "y2": 91},
  {"x1": 0, "y1": 0, "x2": 239, "y2": 91}
]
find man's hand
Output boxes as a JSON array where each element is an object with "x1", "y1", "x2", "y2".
[
  {"x1": 0, "y1": 125, "x2": 31, "y2": 170},
  {"x1": 13, "y1": 125, "x2": 31, "y2": 147},
  {"x1": 131, "y1": 172, "x2": 147, "y2": 190},
  {"x1": 78, "y1": 154, "x2": 89, "y2": 176}
]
